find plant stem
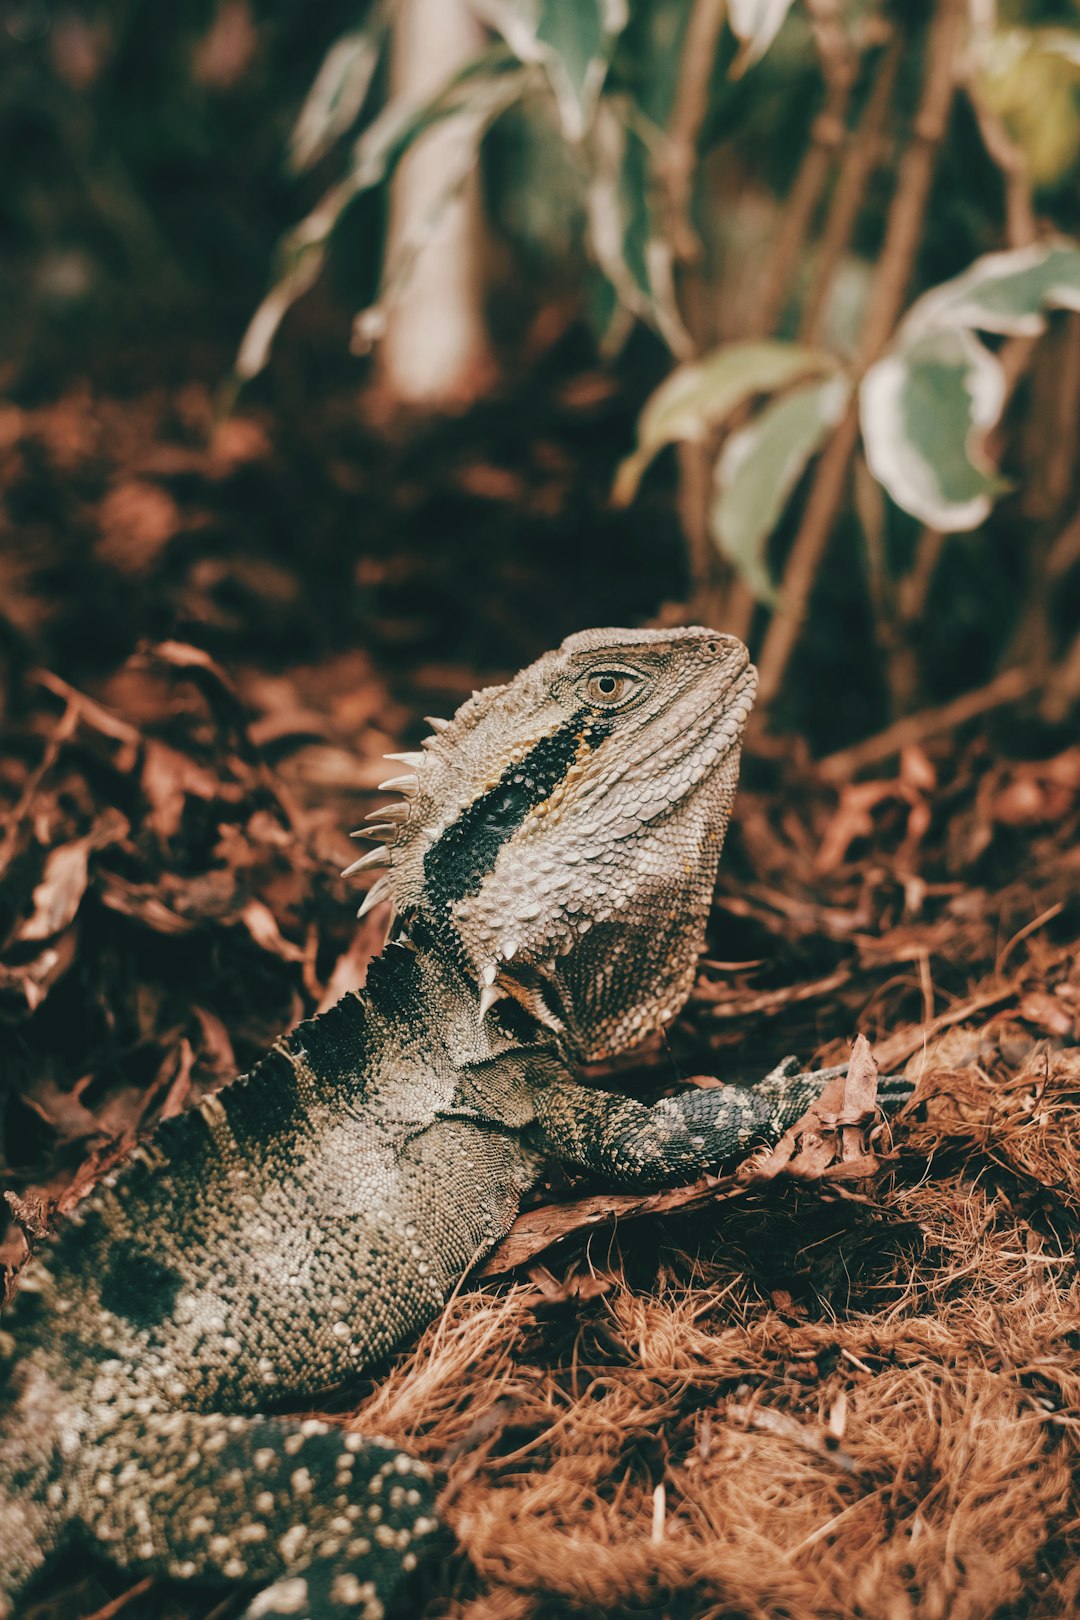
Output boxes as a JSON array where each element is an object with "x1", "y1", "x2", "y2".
[
  {"x1": 754, "y1": 0, "x2": 964, "y2": 713},
  {"x1": 662, "y1": 0, "x2": 728, "y2": 270},
  {"x1": 663, "y1": 0, "x2": 730, "y2": 611},
  {"x1": 749, "y1": 0, "x2": 858, "y2": 341},
  {"x1": 800, "y1": 31, "x2": 901, "y2": 347},
  {"x1": 722, "y1": 6, "x2": 866, "y2": 644}
]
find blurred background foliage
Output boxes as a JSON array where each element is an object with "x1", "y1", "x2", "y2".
[{"x1": 1, "y1": 0, "x2": 1079, "y2": 753}]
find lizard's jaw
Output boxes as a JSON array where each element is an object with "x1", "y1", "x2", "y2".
[
  {"x1": 449, "y1": 659, "x2": 756, "y2": 1054},
  {"x1": 347, "y1": 629, "x2": 756, "y2": 1057}
]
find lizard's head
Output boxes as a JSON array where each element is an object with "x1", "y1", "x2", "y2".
[{"x1": 353, "y1": 627, "x2": 756, "y2": 1059}]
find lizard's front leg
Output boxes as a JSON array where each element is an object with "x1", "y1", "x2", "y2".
[{"x1": 531, "y1": 1062, "x2": 912, "y2": 1189}]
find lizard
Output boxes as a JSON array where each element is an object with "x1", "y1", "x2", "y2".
[{"x1": 0, "y1": 625, "x2": 910, "y2": 1620}]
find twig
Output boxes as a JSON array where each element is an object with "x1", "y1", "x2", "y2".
[
  {"x1": 661, "y1": 0, "x2": 727, "y2": 267},
  {"x1": 699, "y1": 964, "x2": 851, "y2": 1018},
  {"x1": 662, "y1": 0, "x2": 730, "y2": 613},
  {"x1": 1043, "y1": 628, "x2": 1080, "y2": 724},
  {"x1": 816, "y1": 664, "x2": 1040, "y2": 782},
  {"x1": 749, "y1": 0, "x2": 858, "y2": 340},
  {"x1": 724, "y1": 7, "x2": 870, "y2": 643},
  {"x1": 678, "y1": 440, "x2": 727, "y2": 616},
  {"x1": 754, "y1": 0, "x2": 965, "y2": 711},
  {"x1": 964, "y1": 80, "x2": 1036, "y2": 250},
  {"x1": 871, "y1": 986, "x2": 1016, "y2": 1072},
  {"x1": 800, "y1": 30, "x2": 901, "y2": 346}
]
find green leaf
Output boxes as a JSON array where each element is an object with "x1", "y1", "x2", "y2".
[
  {"x1": 585, "y1": 98, "x2": 689, "y2": 359},
  {"x1": 352, "y1": 68, "x2": 531, "y2": 352},
  {"x1": 477, "y1": 0, "x2": 627, "y2": 138},
  {"x1": 976, "y1": 27, "x2": 1080, "y2": 187},
  {"x1": 710, "y1": 374, "x2": 852, "y2": 601},
  {"x1": 728, "y1": 0, "x2": 798, "y2": 76},
  {"x1": 860, "y1": 330, "x2": 1010, "y2": 531},
  {"x1": 860, "y1": 239, "x2": 1080, "y2": 529},
  {"x1": 288, "y1": 5, "x2": 393, "y2": 174},
  {"x1": 347, "y1": 46, "x2": 520, "y2": 192},
  {"x1": 901, "y1": 239, "x2": 1080, "y2": 341},
  {"x1": 613, "y1": 340, "x2": 840, "y2": 504},
  {"x1": 236, "y1": 49, "x2": 522, "y2": 381}
]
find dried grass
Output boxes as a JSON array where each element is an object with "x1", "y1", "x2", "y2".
[{"x1": 345, "y1": 1045, "x2": 1080, "y2": 1620}]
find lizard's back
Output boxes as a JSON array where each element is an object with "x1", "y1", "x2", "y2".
[{"x1": 1, "y1": 942, "x2": 548, "y2": 1618}]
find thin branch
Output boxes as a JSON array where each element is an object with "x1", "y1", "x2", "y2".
[
  {"x1": 800, "y1": 30, "x2": 900, "y2": 346},
  {"x1": 724, "y1": 11, "x2": 878, "y2": 644},
  {"x1": 661, "y1": 0, "x2": 728, "y2": 268},
  {"x1": 660, "y1": 0, "x2": 730, "y2": 613},
  {"x1": 965, "y1": 81, "x2": 1037, "y2": 250},
  {"x1": 754, "y1": 0, "x2": 965, "y2": 711},
  {"x1": 816, "y1": 664, "x2": 1040, "y2": 783},
  {"x1": 749, "y1": 0, "x2": 858, "y2": 339}
]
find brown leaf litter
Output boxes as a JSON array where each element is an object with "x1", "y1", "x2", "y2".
[{"x1": 2, "y1": 647, "x2": 1079, "y2": 1618}]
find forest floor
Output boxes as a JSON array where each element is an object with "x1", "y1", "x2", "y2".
[{"x1": 1, "y1": 367, "x2": 1079, "y2": 1620}]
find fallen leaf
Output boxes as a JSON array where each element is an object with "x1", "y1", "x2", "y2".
[
  {"x1": 16, "y1": 809, "x2": 129, "y2": 942},
  {"x1": 17, "y1": 841, "x2": 89, "y2": 943},
  {"x1": 241, "y1": 899, "x2": 305, "y2": 963},
  {"x1": 1017, "y1": 991, "x2": 1074, "y2": 1038}
]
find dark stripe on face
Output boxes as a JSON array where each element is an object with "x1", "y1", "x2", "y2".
[{"x1": 423, "y1": 711, "x2": 611, "y2": 920}]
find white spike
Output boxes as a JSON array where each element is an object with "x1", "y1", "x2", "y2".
[
  {"x1": 481, "y1": 962, "x2": 498, "y2": 988},
  {"x1": 384, "y1": 751, "x2": 426, "y2": 769},
  {"x1": 366, "y1": 803, "x2": 409, "y2": 823},
  {"x1": 500, "y1": 938, "x2": 519, "y2": 961},
  {"x1": 357, "y1": 876, "x2": 392, "y2": 919},
  {"x1": 478, "y1": 984, "x2": 504, "y2": 1021},
  {"x1": 425, "y1": 716, "x2": 450, "y2": 732},
  {"x1": 342, "y1": 846, "x2": 390, "y2": 877},
  {"x1": 377, "y1": 774, "x2": 419, "y2": 794},
  {"x1": 357, "y1": 824, "x2": 397, "y2": 842}
]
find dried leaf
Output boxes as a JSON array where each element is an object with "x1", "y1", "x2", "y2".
[{"x1": 240, "y1": 899, "x2": 306, "y2": 963}]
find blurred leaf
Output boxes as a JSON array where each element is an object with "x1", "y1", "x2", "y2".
[
  {"x1": 477, "y1": 0, "x2": 628, "y2": 138},
  {"x1": 976, "y1": 27, "x2": 1080, "y2": 186},
  {"x1": 237, "y1": 47, "x2": 518, "y2": 380},
  {"x1": 288, "y1": 5, "x2": 394, "y2": 174},
  {"x1": 613, "y1": 340, "x2": 839, "y2": 504},
  {"x1": 352, "y1": 66, "x2": 531, "y2": 352},
  {"x1": 860, "y1": 239, "x2": 1080, "y2": 529},
  {"x1": 860, "y1": 329, "x2": 1010, "y2": 531},
  {"x1": 901, "y1": 239, "x2": 1080, "y2": 341},
  {"x1": 711, "y1": 373, "x2": 852, "y2": 601},
  {"x1": 728, "y1": 0, "x2": 798, "y2": 76},
  {"x1": 586, "y1": 98, "x2": 689, "y2": 358}
]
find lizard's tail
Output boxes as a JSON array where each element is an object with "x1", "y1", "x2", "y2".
[{"x1": 77, "y1": 1408, "x2": 440, "y2": 1619}]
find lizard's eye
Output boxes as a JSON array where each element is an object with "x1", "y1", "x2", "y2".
[{"x1": 584, "y1": 670, "x2": 640, "y2": 707}]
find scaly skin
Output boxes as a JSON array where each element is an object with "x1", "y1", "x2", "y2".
[{"x1": 0, "y1": 628, "x2": 907, "y2": 1619}]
